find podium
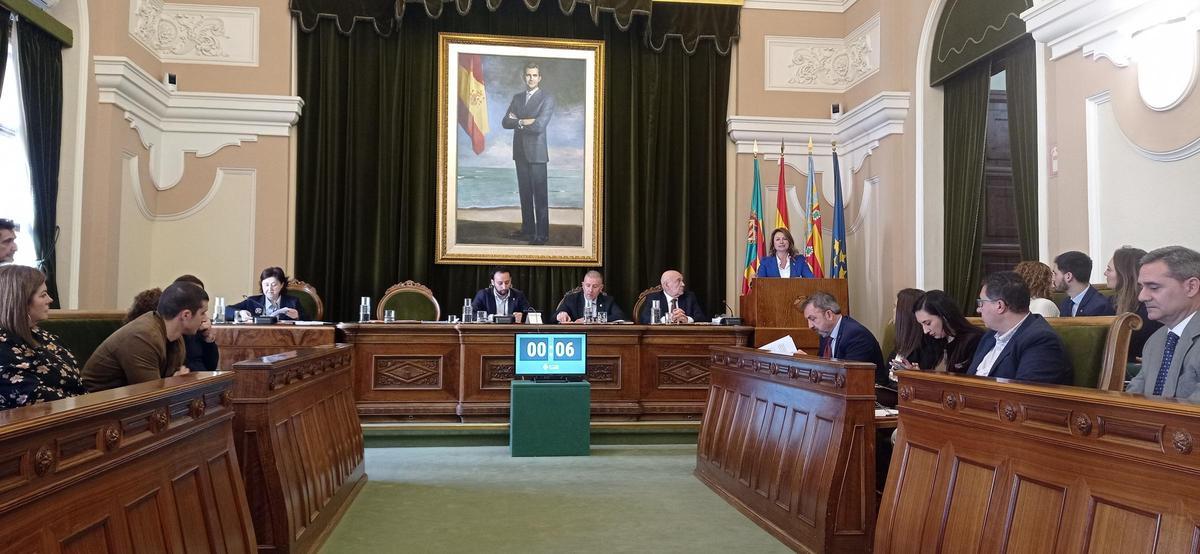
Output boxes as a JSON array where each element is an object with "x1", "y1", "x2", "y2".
[
  {"x1": 510, "y1": 380, "x2": 591, "y2": 456},
  {"x1": 740, "y1": 278, "x2": 850, "y2": 350}
]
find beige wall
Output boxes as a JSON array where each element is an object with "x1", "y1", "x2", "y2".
[
  {"x1": 40, "y1": 0, "x2": 1200, "y2": 325},
  {"x1": 60, "y1": 0, "x2": 296, "y2": 309}
]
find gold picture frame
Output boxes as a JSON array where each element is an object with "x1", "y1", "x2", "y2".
[{"x1": 436, "y1": 33, "x2": 605, "y2": 266}]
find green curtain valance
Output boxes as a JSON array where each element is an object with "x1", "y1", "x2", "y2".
[
  {"x1": 290, "y1": 0, "x2": 737, "y2": 55},
  {"x1": 930, "y1": 0, "x2": 1031, "y2": 86}
]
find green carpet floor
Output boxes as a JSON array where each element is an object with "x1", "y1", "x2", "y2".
[{"x1": 321, "y1": 444, "x2": 790, "y2": 553}]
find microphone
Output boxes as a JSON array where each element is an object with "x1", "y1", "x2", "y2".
[{"x1": 718, "y1": 300, "x2": 742, "y2": 326}]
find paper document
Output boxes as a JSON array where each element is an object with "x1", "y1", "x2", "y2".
[
  {"x1": 759, "y1": 335, "x2": 798, "y2": 355},
  {"x1": 874, "y1": 408, "x2": 899, "y2": 417},
  {"x1": 292, "y1": 320, "x2": 328, "y2": 326}
]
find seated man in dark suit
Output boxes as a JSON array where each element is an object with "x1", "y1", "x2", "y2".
[
  {"x1": 556, "y1": 270, "x2": 628, "y2": 323},
  {"x1": 969, "y1": 271, "x2": 1073, "y2": 384},
  {"x1": 1053, "y1": 250, "x2": 1115, "y2": 317},
  {"x1": 800, "y1": 291, "x2": 886, "y2": 381},
  {"x1": 1126, "y1": 246, "x2": 1200, "y2": 402},
  {"x1": 638, "y1": 270, "x2": 707, "y2": 324},
  {"x1": 471, "y1": 267, "x2": 532, "y2": 322}
]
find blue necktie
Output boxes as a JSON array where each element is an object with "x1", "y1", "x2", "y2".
[
  {"x1": 1066, "y1": 298, "x2": 1076, "y2": 316},
  {"x1": 1152, "y1": 332, "x2": 1180, "y2": 396}
]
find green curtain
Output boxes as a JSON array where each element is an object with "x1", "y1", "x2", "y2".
[
  {"x1": 295, "y1": 1, "x2": 729, "y2": 321},
  {"x1": 942, "y1": 61, "x2": 991, "y2": 311},
  {"x1": 1005, "y1": 36, "x2": 1038, "y2": 261},
  {"x1": 17, "y1": 19, "x2": 62, "y2": 308}
]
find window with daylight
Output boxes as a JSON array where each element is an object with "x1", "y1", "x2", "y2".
[{"x1": 0, "y1": 30, "x2": 37, "y2": 267}]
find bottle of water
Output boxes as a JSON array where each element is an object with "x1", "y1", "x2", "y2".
[
  {"x1": 651, "y1": 300, "x2": 662, "y2": 325},
  {"x1": 213, "y1": 297, "x2": 226, "y2": 323},
  {"x1": 462, "y1": 299, "x2": 473, "y2": 323},
  {"x1": 359, "y1": 296, "x2": 371, "y2": 323},
  {"x1": 584, "y1": 303, "x2": 595, "y2": 323}
]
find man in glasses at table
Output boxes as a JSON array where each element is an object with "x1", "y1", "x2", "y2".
[{"x1": 967, "y1": 271, "x2": 1073, "y2": 385}]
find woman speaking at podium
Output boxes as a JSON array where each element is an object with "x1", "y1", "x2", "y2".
[{"x1": 757, "y1": 227, "x2": 814, "y2": 278}]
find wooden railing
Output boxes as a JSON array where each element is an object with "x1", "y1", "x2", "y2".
[
  {"x1": 230, "y1": 344, "x2": 365, "y2": 553},
  {"x1": 696, "y1": 346, "x2": 879, "y2": 553},
  {"x1": 0, "y1": 372, "x2": 256, "y2": 552},
  {"x1": 876, "y1": 370, "x2": 1200, "y2": 552}
]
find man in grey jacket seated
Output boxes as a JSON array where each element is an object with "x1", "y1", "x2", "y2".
[{"x1": 1126, "y1": 246, "x2": 1200, "y2": 402}]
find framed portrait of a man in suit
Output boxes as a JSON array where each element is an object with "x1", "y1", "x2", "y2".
[{"x1": 436, "y1": 33, "x2": 604, "y2": 266}]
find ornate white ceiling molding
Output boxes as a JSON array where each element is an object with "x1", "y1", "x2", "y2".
[
  {"x1": 764, "y1": 13, "x2": 880, "y2": 93},
  {"x1": 743, "y1": 0, "x2": 858, "y2": 13},
  {"x1": 95, "y1": 56, "x2": 303, "y2": 191},
  {"x1": 728, "y1": 90, "x2": 911, "y2": 175},
  {"x1": 130, "y1": 0, "x2": 259, "y2": 66},
  {"x1": 1021, "y1": 0, "x2": 1199, "y2": 62}
]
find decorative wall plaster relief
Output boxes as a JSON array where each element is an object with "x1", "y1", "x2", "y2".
[
  {"x1": 95, "y1": 56, "x2": 302, "y2": 191},
  {"x1": 130, "y1": 0, "x2": 259, "y2": 66},
  {"x1": 744, "y1": 0, "x2": 858, "y2": 13},
  {"x1": 765, "y1": 14, "x2": 880, "y2": 93},
  {"x1": 728, "y1": 92, "x2": 908, "y2": 235}
]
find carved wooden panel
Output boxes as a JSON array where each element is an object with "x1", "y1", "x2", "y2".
[
  {"x1": 373, "y1": 355, "x2": 442, "y2": 389},
  {"x1": 659, "y1": 357, "x2": 711, "y2": 389},
  {"x1": 696, "y1": 346, "x2": 877, "y2": 553},
  {"x1": 877, "y1": 370, "x2": 1200, "y2": 553},
  {"x1": 231, "y1": 345, "x2": 365, "y2": 554},
  {"x1": 482, "y1": 357, "x2": 516, "y2": 389},
  {"x1": 0, "y1": 373, "x2": 255, "y2": 554}
]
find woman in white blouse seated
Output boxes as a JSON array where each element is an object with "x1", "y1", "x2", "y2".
[
  {"x1": 756, "y1": 227, "x2": 814, "y2": 279},
  {"x1": 1014, "y1": 261, "x2": 1061, "y2": 317}
]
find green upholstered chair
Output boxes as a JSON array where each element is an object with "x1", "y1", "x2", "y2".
[
  {"x1": 966, "y1": 313, "x2": 1140, "y2": 390},
  {"x1": 287, "y1": 279, "x2": 324, "y2": 321},
  {"x1": 377, "y1": 281, "x2": 440, "y2": 321},
  {"x1": 881, "y1": 320, "x2": 896, "y2": 359},
  {"x1": 632, "y1": 285, "x2": 663, "y2": 323},
  {"x1": 39, "y1": 310, "x2": 127, "y2": 366}
]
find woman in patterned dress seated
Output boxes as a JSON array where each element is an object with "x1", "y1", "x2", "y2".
[{"x1": 0, "y1": 265, "x2": 86, "y2": 410}]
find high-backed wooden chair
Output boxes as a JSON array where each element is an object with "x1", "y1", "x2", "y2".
[
  {"x1": 377, "y1": 280, "x2": 441, "y2": 321},
  {"x1": 288, "y1": 279, "x2": 324, "y2": 321},
  {"x1": 554, "y1": 286, "x2": 582, "y2": 313},
  {"x1": 632, "y1": 285, "x2": 662, "y2": 323}
]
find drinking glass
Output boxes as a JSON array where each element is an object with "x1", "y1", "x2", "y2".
[
  {"x1": 383, "y1": 309, "x2": 396, "y2": 323},
  {"x1": 597, "y1": 312, "x2": 608, "y2": 324},
  {"x1": 476, "y1": 310, "x2": 488, "y2": 323}
]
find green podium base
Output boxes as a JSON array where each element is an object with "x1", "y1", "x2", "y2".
[{"x1": 510, "y1": 380, "x2": 591, "y2": 457}]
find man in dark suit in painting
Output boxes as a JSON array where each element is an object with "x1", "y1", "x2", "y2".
[{"x1": 502, "y1": 61, "x2": 556, "y2": 245}]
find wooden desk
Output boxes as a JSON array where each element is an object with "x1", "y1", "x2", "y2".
[
  {"x1": 230, "y1": 344, "x2": 365, "y2": 554},
  {"x1": 211, "y1": 323, "x2": 337, "y2": 369},
  {"x1": 876, "y1": 371, "x2": 1200, "y2": 553},
  {"x1": 0, "y1": 372, "x2": 256, "y2": 552},
  {"x1": 696, "y1": 346, "x2": 879, "y2": 553},
  {"x1": 338, "y1": 322, "x2": 753, "y2": 422}
]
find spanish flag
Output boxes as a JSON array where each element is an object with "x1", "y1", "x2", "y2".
[
  {"x1": 775, "y1": 142, "x2": 789, "y2": 231},
  {"x1": 804, "y1": 140, "x2": 825, "y2": 277},
  {"x1": 458, "y1": 54, "x2": 489, "y2": 155}
]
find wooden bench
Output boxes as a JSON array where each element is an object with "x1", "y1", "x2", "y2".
[
  {"x1": 876, "y1": 370, "x2": 1200, "y2": 552},
  {"x1": 697, "y1": 346, "x2": 879, "y2": 553},
  {"x1": 230, "y1": 344, "x2": 365, "y2": 553},
  {"x1": 0, "y1": 372, "x2": 256, "y2": 552}
]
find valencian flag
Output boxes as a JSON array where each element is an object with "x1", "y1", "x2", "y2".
[
  {"x1": 775, "y1": 141, "x2": 789, "y2": 231},
  {"x1": 742, "y1": 147, "x2": 767, "y2": 295},
  {"x1": 458, "y1": 54, "x2": 489, "y2": 154},
  {"x1": 803, "y1": 138, "x2": 825, "y2": 277},
  {"x1": 830, "y1": 144, "x2": 848, "y2": 279}
]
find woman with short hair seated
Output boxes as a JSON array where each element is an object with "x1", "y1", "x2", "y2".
[
  {"x1": 911, "y1": 290, "x2": 984, "y2": 374},
  {"x1": 226, "y1": 266, "x2": 304, "y2": 321},
  {"x1": 756, "y1": 227, "x2": 814, "y2": 278},
  {"x1": 0, "y1": 265, "x2": 85, "y2": 409}
]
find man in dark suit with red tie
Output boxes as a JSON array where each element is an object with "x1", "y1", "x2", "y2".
[
  {"x1": 502, "y1": 61, "x2": 556, "y2": 245},
  {"x1": 801, "y1": 291, "x2": 886, "y2": 383}
]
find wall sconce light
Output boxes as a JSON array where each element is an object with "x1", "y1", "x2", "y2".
[{"x1": 1131, "y1": 18, "x2": 1198, "y2": 111}]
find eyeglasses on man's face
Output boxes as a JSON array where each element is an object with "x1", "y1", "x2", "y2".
[{"x1": 975, "y1": 297, "x2": 1001, "y2": 308}]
